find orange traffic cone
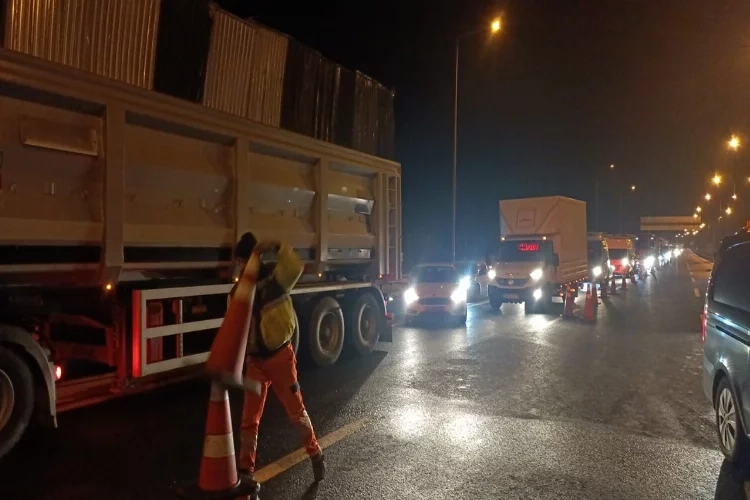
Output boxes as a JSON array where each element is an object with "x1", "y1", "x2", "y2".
[
  {"x1": 610, "y1": 275, "x2": 617, "y2": 295},
  {"x1": 630, "y1": 272, "x2": 637, "y2": 284},
  {"x1": 173, "y1": 382, "x2": 260, "y2": 499},
  {"x1": 583, "y1": 284, "x2": 596, "y2": 322},
  {"x1": 621, "y1": 274, "x2": 627, "y2": 290},
  {"x1": 206, "y1": 253, "x2": 261, "y2": 393},
  {"x1": 563, "y1": 286, "x2": 575, "y2": 318}
]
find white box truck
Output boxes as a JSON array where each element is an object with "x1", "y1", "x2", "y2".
[{"x1": 488, "y1": 196, "x2": 588, "y2": 313}]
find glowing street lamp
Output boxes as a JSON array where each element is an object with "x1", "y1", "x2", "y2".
[
  {"x1": 630, "y1": 185, "x2": 636, "y2": 191},
  {"x1": 729, "y1": 135, "x2": 741, "y2": 151},
  {"x1": 700, "y1": 223, "x2": 706, "y2": 229},
  {"x1": 732, "y1": 193, "x2": 738, "y2": 200},
  {"x1": 452, "y1": 16, "x2": 503, "y2": 263},
  {"x1": 726, "y1": 207, "x2": 733, "y2": 215},
  {"x1": 705, "y1": 193, "x2": 712, "y2": 201},
  {"x1": 693, "y1": 213, "x2": 699, "y2": 219},
  {"x1": 713, "y1": 174, "x2": 723, "y2": 186},
  {"x1": 696, "y1": 206, "x2": 702, "y2": 213}
]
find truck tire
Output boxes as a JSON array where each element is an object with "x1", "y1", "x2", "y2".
[
  {"x1": 307, "y1": 297, "x2": 345, "y2": 367},
  {"x1": 0, "y1": 346, "x2": 34, "y2": 460},
  {"x1": 346, "y1": 293, "x2": 382, "y2": 356}
]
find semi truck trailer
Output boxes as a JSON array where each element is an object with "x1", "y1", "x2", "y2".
[{"x1": 0, "y1": 7, "x2": 401, "y2": 459}]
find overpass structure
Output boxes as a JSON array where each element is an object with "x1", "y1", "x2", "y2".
[{"x1": 640, "y1": 216, "x2": 701, "y2": 233}]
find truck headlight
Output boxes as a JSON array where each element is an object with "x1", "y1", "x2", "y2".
[
  {"x1": 644, "y1": 256, "x2": 655, "y2": 268},
  {"x1": 404, "y1": 287, "x2": 419, "y2": 305},
  {"x1": 451, "y1": 287, "x2": 467, "y2": 303},
  {"x1": 621, "y1": 258, "x2": 629, "y2": 267},
  {"x1": 533, "y1": 288, "x2": 543, "y2": 300},
  {"x1": 592, "y1": 266, "x2": 602, "y2": 277},
  {"x1": 487, "y1": 269, "x2": 496, "y2": 280},
  {"x1": 530, "y1": 268, "x2": 543, "y2": 281}
]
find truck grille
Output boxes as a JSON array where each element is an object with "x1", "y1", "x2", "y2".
[
  {"x1": 496, "y1": 278, "x2": 528, "y2": 287},
  {"x1": 419, "y1": 297, "x2": 451, "y2": 305}
]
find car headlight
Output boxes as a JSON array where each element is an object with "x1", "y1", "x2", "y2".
[
  {"x1": 487, "y1": 269, "x2": 496, "y2": 280},
  {"x1": 459, "y1": 276, "x2": 471, "y2": 290},
  {"x1": 621, "y1": 258, "x2": 629, "y2": 267},
  {"x1": 532, "y1": 288, "x2": 543, "y2": 300},
  {"x1": 592, "y1": 266, "x2": 602, "y2": 277},
  {"x1": 451, "y1": 287, "x2": 467, "y2": 303},
  {"x1": 644, "y1": 256, "x2": 655, "y2": 267},
  {"x1": 530, "y1": 268, "x2": 544, "y2": 281},
  {"x1": 404, "y1": 287, "x2": 419, "y2": 305}
]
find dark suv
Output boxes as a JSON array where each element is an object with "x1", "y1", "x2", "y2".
[{"x1": 703, "y1": 231, "x2": 750, "y2": 462}]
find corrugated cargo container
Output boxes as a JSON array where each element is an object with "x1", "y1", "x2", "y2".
[
  {"x1": 353, "y1": 72, "x2": 380, "y2": 156},
  {"x1": 281, "y1": 39, "x2": 321, "y2": 138},
  {"x1": 201, "y1": 8, "x2": 287, "y2": 127},
  {"x1": 153, "y1": 0, "x2": 212, "y2": 103},
  {"x1": 2, "y1": 0, "x2": 160, "y2": 89},
  {"x1": 334, "y1": 68, "x2": 356, "y2": 149},
  {"x1": 245, "y1": 20, "x2": 288, "y2": 127},
  {"x1": 378, "y1": 86, "x2": 396, "y2": 159}
]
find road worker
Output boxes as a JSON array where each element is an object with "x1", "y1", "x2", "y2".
[{"x1": 230, "y1": 232, "x2": 326, "y2": 485}]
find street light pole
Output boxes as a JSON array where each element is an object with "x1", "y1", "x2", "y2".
[
  {"x1": 451, "y1": 17, "x2": 501, "y2": 264},
  {"x1": 595, "y1": 173, "x2": 599, "y2": 230},
  {"x1": 452, "y1": 39, "x2": 459, "y2": 264}
]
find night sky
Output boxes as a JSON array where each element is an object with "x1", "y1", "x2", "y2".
[{"x1": 221, "y1": 1, "x2": 750, "y2": 266}]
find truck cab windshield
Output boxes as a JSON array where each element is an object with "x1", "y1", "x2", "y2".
[
  {"x1": 497, "y1": 241, "x2": 553, "y2": 262},
  {"x1": 588, "y1": 242, "x2": 604, "y2": 260}
]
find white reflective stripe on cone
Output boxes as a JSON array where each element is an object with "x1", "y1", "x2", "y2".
[
  {"x1": 209, "y1": 382, "x2": 229, "y2": 402},
  {"x1": 203, "y1": 433, "x2": 235, "y2": 458}
]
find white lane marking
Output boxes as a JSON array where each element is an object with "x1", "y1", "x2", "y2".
[
  {"x1": 253, "y1": 418, "x2": 368, "y2": 483},
  {"x1": 694, "y1": 288, "x2": 700, "y2": 298}
]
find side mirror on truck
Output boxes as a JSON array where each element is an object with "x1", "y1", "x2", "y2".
[{"x1": 550, "y1": 253, "x2": 560, "y2": 267}]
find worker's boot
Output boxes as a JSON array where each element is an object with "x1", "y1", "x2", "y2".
[
  {"x1": 238, "y1": 469, "x2": 261, "y2": 498},
  {"x1": 311, "y1": 452, "x2": 326, "y2": 482}
]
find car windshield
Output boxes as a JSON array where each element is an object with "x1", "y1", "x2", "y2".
[
  {"x1": 609, "y1": 249, "x2": 629, "y2": 259},
  {"x1": 413, "y1": 266, "x2": 458, "y2": 283},
  {"x1": 497, "y1": 240, "x2": 553, "y2": 262},
  {"x1": 454, "y1": 262, "x2": 476, "y2": 276}
]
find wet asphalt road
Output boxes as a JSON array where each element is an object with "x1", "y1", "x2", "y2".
[{"x1": 2, "y1": 251, "x2": 748, "y2": 500}]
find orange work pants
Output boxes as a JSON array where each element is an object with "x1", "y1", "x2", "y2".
[{"x1": 238, "y1": 343, "x2": 321, "y2": 473}]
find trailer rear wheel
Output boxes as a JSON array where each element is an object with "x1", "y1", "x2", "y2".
[
  {"x1": 0, "y1": 346, "x2": 34, "y2": 459},
  {"x1": 346, "y1": 293, "x2": 382, "y2": 356},
  {"x1": 307, "y1": 297, "x2": 345, "y2": 367}
]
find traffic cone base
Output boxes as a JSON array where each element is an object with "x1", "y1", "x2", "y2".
[
  {"x1": 173, "y1": 383, "x2": 260, "y2": 500},
  {"x1": 600, "y1": 279, "x2": 608, "y2": 298},
  {"x1": 173, "y1": 477, "x2": 259, "y2": 500},
  {"x1": 563, "y1": 287, "x2": 575, "y2": 318},
  {"x1": 610, "y1": 277, "x2": 617, "y2": 295},
  {"x1": 583, "y1": 284, "x2": 596, "y2": 322},
  {"x1": 621, "y1": 274, "x2": 627, "y2": 290}
]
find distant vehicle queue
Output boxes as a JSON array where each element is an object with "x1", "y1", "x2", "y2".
[{"x1": 387, "y1": 196, "x2": 682, "y2": 325}]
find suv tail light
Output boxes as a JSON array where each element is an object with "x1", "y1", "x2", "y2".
[{"x1": 701, "y1": 303, "x2": 707, "y2": 344}]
